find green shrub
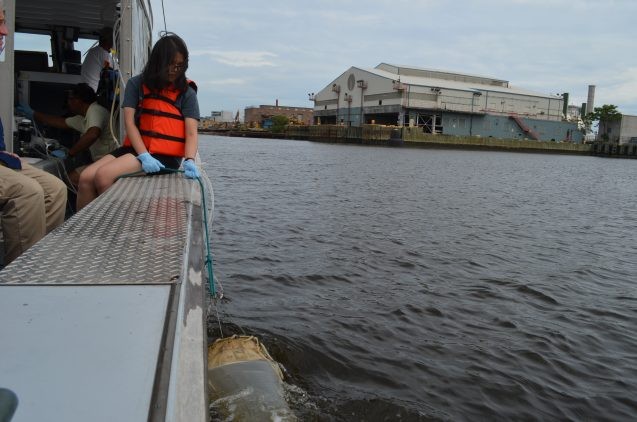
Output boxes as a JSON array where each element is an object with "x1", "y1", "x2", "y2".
[{"x1": 271, "y1": 115, "x2": 289, "y2": 133}]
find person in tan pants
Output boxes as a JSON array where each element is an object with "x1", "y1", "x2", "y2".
[
  {"x1": 0, "y1": 1, "x2": 67, "y2": 266},
  {"x1": 0, "y1": 163, "x2": 67, "y2": 265}
]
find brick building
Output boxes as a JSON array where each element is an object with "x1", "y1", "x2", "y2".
[{"x1": 244, "y1": 101, "x2": 313, "y2": 128}]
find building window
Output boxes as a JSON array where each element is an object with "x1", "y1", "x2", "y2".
[{"x1": 379, "y1": 100, "x2": 382, "y2": 105}]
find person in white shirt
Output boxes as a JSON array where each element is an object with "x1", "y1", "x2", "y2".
[
  {"x1": 81, "y1": 27, "x2": 113, "y2": 92},
  {"x1": 17, "y1": 83, "x2": 118, "y2": 186}
]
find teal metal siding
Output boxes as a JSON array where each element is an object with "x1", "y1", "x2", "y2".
[{"x1": 442, "y1": 113, "x2": 583, "y2": 142}]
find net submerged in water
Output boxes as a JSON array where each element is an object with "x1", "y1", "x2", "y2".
[{"x1": 208, "y1": 335, "x2": 296, "y2": 421}]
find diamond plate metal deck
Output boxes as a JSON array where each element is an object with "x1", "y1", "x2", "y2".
[{"x1": 0, "y1": 173, "x2": 210, "y2": 285}]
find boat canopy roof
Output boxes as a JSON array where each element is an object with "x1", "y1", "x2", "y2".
[{"x1": 15, "y1": 0, "x2": 150, "y2": 39}]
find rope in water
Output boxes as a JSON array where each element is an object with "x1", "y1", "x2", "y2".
[{"x1": 116, "y1": 169, "x2": 218, "y2": 297}]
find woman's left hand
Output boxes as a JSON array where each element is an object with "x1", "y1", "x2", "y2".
[{"x1": 183, "y1": 159, "x2": 200, "y2": 179}]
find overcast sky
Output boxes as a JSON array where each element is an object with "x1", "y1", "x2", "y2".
[
  {"x1": 146, "y1": 0, "x2": 636, "y2": 118},
  {"x1": 13, "y1": 0, "x2": 636, "y2": 117}
]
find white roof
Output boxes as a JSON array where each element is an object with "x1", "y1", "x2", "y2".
[
  {"x1": 361, "y1": 64, "x2": 559, "y2": 99},
  {"x1": 377, "y1": 63, "x2": 508, "y2": 85}
]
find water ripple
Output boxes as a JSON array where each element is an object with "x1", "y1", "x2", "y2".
[{"x1": 204, "y1": 137, "x2": 637, "y2": 420}]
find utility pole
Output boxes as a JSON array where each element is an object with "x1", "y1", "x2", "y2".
[
  {"x1": 357, "y1": 79, "x2": 367, "y2": 126},
  {"x1": 332, "y1": 84, "x2": 341, "y2": 125},
  {"x1": 470, "y1": 91, "x2": 482, "y2": 136}
]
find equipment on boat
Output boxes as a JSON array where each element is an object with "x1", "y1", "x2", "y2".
[{"x1": 208, "y1": 335, "x2": 296, "y2": 421}]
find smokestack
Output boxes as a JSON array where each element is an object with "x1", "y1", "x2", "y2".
[
  {"x1": 587, "y1": 85, "x2": 596, "y2": 114},
  {"x1": 562, "y1": 93, "x2": 569, "y2": 118},
  {"x1": 276, "y1": 99, "x2": 279, "y2": 107}
]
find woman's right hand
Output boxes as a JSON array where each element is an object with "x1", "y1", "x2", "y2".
[{"x1": 136, "y1": 152, "x2": 165, "y2": 173}]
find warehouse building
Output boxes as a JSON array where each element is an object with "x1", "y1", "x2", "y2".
[
  {"x1": 600, "y1": 114, "x2": 637, "y2": 144},
  {"x1": 210, "y1": 110, "x2": 235, "y2": 123},
  {"x1": 198, "y1": 110, "x2": 238, "y2": 130},
  {"x1": 311, "y1": 63, "x2": 582, "y2": 142},
  {"x1": 244, "y1": 101, "x2": 313, "y2": 128}
]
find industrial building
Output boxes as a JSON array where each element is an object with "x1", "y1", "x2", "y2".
[
  {"x1": 198, "y1": 110, "x2": 240, "y2": 130},
  {"x1": 244, "y1": 102, "x2": 313, "y2": 128},
  {"x1": 210, "y1": 110, "x2": 236, "y2": 123},
  {"x1": 601, "y1": 114, "x2": 637, "y2": 144},
  {"x1": 311, "y1": 63, "x2": 582, "y2": 142}
]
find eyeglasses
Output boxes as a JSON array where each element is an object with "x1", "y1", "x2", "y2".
[{"x1": 168, "y1": 63, "x2": 186, "y2": 72}]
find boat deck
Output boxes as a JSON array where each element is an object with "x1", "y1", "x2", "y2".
[{"x1": 0, "y1": 172, "x2": 212, "y2": 421}]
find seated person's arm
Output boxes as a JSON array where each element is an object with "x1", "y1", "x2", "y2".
[
  {"x1": 184, "y1": 117, "x2": 199, "y2": 159},
  {"x1": 68, "y1": 126, "x2": 101, "y2": 157},
  {"x1": 16, "y1": 104, "x2": 69, "y2": 130},
  {"x1": 33, "y1": 111, "x2": 70, "y2": 130},
  {"x1": 124, "y1": 107, "x2": 147, "y2": 154}
]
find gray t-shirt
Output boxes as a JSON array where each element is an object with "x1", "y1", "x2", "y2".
[{"x1": 122, "y1": 74, "x2": 200, "y2": 119}]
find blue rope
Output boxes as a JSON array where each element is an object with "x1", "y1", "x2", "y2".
[
  {"x1": 194, "y1": 174, "x2": 217, "y2": 297},
  {"x1": 116, "y1": 169, "x2": 217, "y2": 296}
]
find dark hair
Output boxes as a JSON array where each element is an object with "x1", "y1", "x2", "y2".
[
  {"x1": 142, "y1": 33, "x2": 189, "y2": 92},
  {"x1": 71, "y1": 83, "x2": 97, "y2": 104},
  {"x1": 99, "y1": 27, "x2": 113, "y2": 45}
]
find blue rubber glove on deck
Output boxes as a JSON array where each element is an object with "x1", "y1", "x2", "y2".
[
  {"x1": 51, "y1": 149, "x2": 67, "y2": 159},
  {"x1": 183, "y1": 159, "x2": 200, "y2": 179},
  {"x1": 137, "y1": 152, "x2": 165, "y2": 173},
  {"x1": 16, "y1": 103, "x2": 34, "y2": 120}
]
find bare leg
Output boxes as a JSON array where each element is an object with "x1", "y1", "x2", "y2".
[
  {"x1": 94, "y1": 153, "x2": 142, "y2": 195},
  {"x1": 77, "y1": 155, "x2": 116, "y2": 210},
  {"x1": 68, "y1": 168, "x2": 82, "y2": 188}
]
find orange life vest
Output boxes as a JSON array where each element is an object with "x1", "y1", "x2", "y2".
[{"x1": 123, "y1": 82, "x2": 195, "y2": 157}]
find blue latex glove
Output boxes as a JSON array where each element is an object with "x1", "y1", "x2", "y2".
[
  {"x1": 137, "y1": 152, "x2": 165, "y2": 173},
  {"x1": 16, "y1": 103, "x2": 34, "y2": 120},
  {"x1": 183, "y1": 158, "x2": 200, "y2": 179},
  {"x1": 51, "y1": 149, "x2": 67, "y2": 159}
]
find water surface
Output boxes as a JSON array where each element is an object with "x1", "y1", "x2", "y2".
[{"x1": 201, "y1": 135, "x2": 637, "y2": 421}]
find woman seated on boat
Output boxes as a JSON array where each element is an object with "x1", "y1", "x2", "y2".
[{"x1": 76, "y1": 33, "x2": 200, "y2": 211}]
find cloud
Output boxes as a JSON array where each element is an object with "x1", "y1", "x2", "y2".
[
  {"x1": 595, "y1": 68, "x2": 637, "y2": 113},
  {"x1": 200, "y1": 78, "x2": 249, "y2": 86},
  {"x1": 191, "y1": 50, "x2": 278, "y2": 68},
  {"x1": 314, "y1": 11, "x2": 382, "y2": 25},
  {"x1": 150, "y1": 0, "x2": 637, "y2": 115}
]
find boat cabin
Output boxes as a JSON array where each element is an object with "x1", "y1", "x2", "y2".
[
  {"x1": 0, "y1": 3, "x2": 211, "y2": 421},
  {"x1": 0, "y1": 0, "x2": 153, "y2": 152}
]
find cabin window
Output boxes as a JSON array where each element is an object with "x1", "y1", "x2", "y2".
[
  {"x1": 15, "y1": 33, "x2": 101, "y2": 70},
  {"x1": 15, "y1": 33, "x2": 54, "y2": 68}
]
